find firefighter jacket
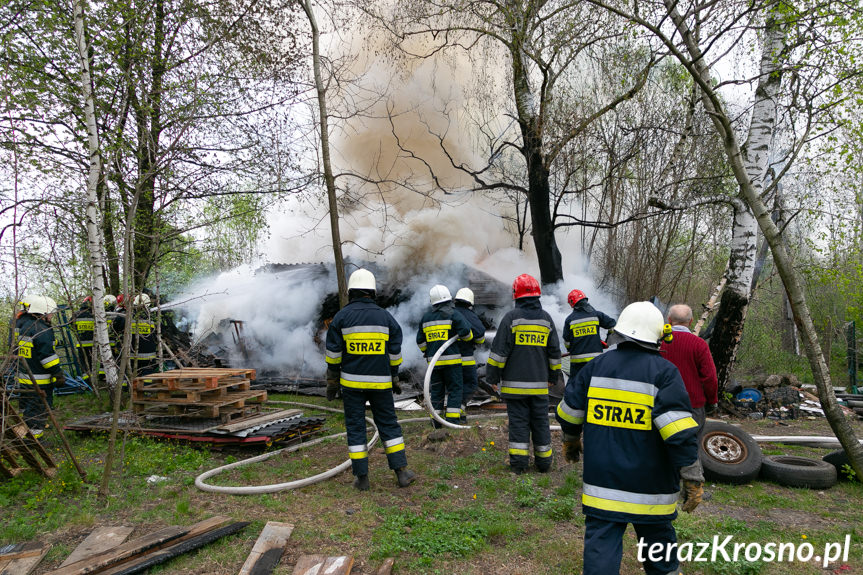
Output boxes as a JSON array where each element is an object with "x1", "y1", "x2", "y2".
[
  {"x1": 454, "y1": 302, "x2": 486, "y2": 366},
  {"x1": 325, "y1": 297, "x2": 403, "y2": 390},
  {"x1": 416, "y1": 302, "x2": 473, "y2": 367},
  {"x1": 15, "y1": 313, "x2": 64, "y2": 385},
  {"x1": 486, "y1": 297, "x2": 562, "y2": 397},
  {"x1": 555, "y1": 343, "x2": 699, "y2": 524},
  {"x1": 562, "y1": 302, "x2": 615, "y2": 365},
  {"x1": 73, "y1": 305, "x2": 95, "y2": 348},
  {"x1": 112, "y1": 312, "x2": 157, "y2": 360}
]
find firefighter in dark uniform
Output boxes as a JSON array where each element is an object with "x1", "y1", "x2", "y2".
[
  {"x1": 15, "y1": 295, "x2": 65, "y2": 437},
  {"x1": 454, "y1": 287, "x2": 486, "y2": 422},
  {"x1": 325, "y1": 268, "x2": 416, "y2": 491},
  {"x1": 73, "y1": 296, "x2": 95, "y2": 381},
  {"x1": 486, "y1": 274, "x2": 562, "y2": 473},
  {"x1": 417, "y1": 285, "x2": 474, "y2": 426},
  {"x1": 562, "y1": 289, "x2": 616, "y2": 379},
  {"x1": 555, "y1": 301, "x2": 704, "y2": 575},
  {"x1": 113, "y1": 293, "x2": 157, "y2": 377}
]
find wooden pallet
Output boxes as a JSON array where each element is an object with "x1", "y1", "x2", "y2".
[
  {"x1": 132, "y1": 390, "x2": 267, "y2": 421},
  {"x1": 0, "y1": 399, "x2": 57, "y2": 479},
  {"x1": 131, "y1": 379, "x2": 251, "y2": 402},
  {"x1": 132, "y1": 368, "x2": 256, "y2": 391}
]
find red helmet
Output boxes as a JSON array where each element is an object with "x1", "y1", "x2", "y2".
[
  {"x1": 82, "y1": 295, "x2": 93, "y2": 305},
  {"x1": 512, "y1": 274, "x2": 541, "y2": 299},
  {"x1": 567, "y1": 289, "x2": 587, "y2": 307},
  {"x1": 116, "y1": 294, "x2": 126, "y2": 306}
]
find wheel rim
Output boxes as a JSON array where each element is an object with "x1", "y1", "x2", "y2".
[{"x1": 703, "y1": 431, "x2": 748, "y2": 464}]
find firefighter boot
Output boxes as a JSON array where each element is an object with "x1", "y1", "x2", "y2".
[
  {"x1": 353, "y1": 474, "x2": 370, "y2": 491},
  {"x1": 395, "y1": 467, "x2": 416, "y2": 487}
]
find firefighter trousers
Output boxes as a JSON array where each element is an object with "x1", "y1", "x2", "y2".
[
  {"x1": 342, "y1": 387, "x2": 407, "y2": 477},
  {"x1": 505, "y1": 395, "x2": 552, "y2": 471},
  {"x1": 583, "y1": 515, "x2": 679, "y2": 575},
  {"x1": 19, "y1": 383, "x2": 54, "y2": 430},
  {"x1": 460, "y1": 364, "x2": 478, "y2": 407},
  {"x1": 429, "y1": 364, "x2": 463, "y2": 423}
]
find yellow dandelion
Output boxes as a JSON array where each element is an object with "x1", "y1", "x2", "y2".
[
  {"x1": 482, "y1": 448, "x2": 486, "y2": 451},
  {"x1": 490, "y1": 441, "x2": 495, "y2": 446},
  {"x1": 801, "y1": 534, "x2": 807, "y2": 539},
  {"x1": 473, "y1": 494, "x2": 477, "y2": 500}
]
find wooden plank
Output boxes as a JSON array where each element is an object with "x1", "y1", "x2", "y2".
[
  {"x1": 237, "y1": 521, "x2": 294, "y2": 575},
  {"x1": 0, "y1": 543, "x2": 50, "y2": 575},
  {"x1": 97, "y1": 516, "x2": 231, "y2": 575},
  {"x1": 0, "y1": 542, "x2": 46, "y2": 561},
  {"x1": 59, "y1": 527, "x2": 134, "y2": 567},
  {"x1": 131, "y1": 389, "x2": 266, "y2": 408},
  {"x1": 216, "y1": 409, "x2": 302, "y2": 433},
  {"x1": 47, "y1": 526, "x2": 186, "y2": 575},
  {"x1": 292, "y1": 555, "x2": 354, "y2": 575},
  {"x1": 98, "y1": 521, "x2": 247, "y2": 575},
  {"x1": 375, "y1": 558, "x2": 395, "y2": 575}
]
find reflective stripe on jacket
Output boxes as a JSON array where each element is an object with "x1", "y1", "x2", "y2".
[
  {"x1": 555, "y1": 343, "x2": 698, "y2": 523},
  {"x1": 326, "y1": 297, "x2": 403, "y2": 390},
  {"x1": 485, "y1": 297, "x2": 561, "y2": 397},
  {"x1": 455, "y1": 303, "x2": 486, "y2": 366},
  {"x1": 416, "y1": 303, "x2": 472, "y2": 367},
  {"x1": 562, "y1": 303, "x2": 615, "y2": 363}
]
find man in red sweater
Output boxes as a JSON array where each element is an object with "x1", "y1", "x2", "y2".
[{"x1": 660, "y1": 304, "x2": 718, "y2": 436}]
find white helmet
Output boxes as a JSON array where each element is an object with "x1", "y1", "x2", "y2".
[
  {"x1": 614, "y1": 301, "x2": 664, "y2": 346},
  {"x1": 347, "y1": 268, "x2": 376, "y2": 292},
  {"x1": 455, "y1": 287, "x2": 474, "y2": 306},
  {"x1": 103, "y1": 294, "x2": 117, "y2": 307},
  {"x1": 429, "y1": 284, "x2": 452, "y2": 305},
  {"x1": 133, "y1": 293, "x2": 151, "y2": 307},
  {"x1": 20, "y1": 295, "x2": 58, "y2": 316}
]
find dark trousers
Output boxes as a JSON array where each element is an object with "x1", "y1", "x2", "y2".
[
  {"x1": 430, "y1": 365, "x2": 463, "y2": 422},
  {"x1": 461, "y1": 364, "x2": 478, "y2": 407},
  {"x1": 342, "y1": 387, "x2": 407, "y2": 476},
  {"x1": 505, "y1": 395, "x2": 552, "y2": 471},
  {"x1": 19, "y1": 383, "x2": 54, "y2": 429},
  {"x1": 77, "y1": 345, "x2": 93, "y2": 379},
  {"x1": 692, "y1": 406, "x2": 706, "y2": 440},
  {"x1": 583, "y1": 516, "x2": 679, "y2": 575}
]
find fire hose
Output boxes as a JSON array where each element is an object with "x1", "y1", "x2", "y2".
[{"x1": 195, "y1": 337, "x2": 559, "y2": 493}]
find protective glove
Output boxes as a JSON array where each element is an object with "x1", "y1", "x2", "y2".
[
  {"x1": 326, "y1": 370, "x2": 340, "y2": 401},
  {"x1": 562, "y1": 433, "x2": 582, "y2": 462},
  {"x1": 679, "y1": 460, "x2": 705, "y2": 513},
  {"x1": 705, "y1": 403, "x2": 718, "y2": 416},
  {"x1": 681, "y1": 480, "x2": 704, "y2": 512},
  {"x1": 392, "y1": 376, "x2": 402, "y2": 395}
]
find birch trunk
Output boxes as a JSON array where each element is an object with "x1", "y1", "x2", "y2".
[
  {"x1": 73, "y1": 0, "x2": 120, "y2": 392},
  {"x1": 300, "y1": 0, "x2": 348, "y2": 307}
]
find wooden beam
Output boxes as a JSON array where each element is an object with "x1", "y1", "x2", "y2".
[
  {"x1": 237, "y1": 521, "x2": 294, "y2": 575},
  {"x1": 59, "y1": 528, "x2": 134, "y2": 567},
  {"x1": 0, "y1": 543, "x2": 46, "y2": 561},
  {"x1": 216, "y1": 410, "x2": 302, "y2": 434},
  {"x1": 292, "y1": 555, "x2": 354, "y2": 575},
  {"x1": 47, "y1": 527, "x2": 186, "y2": 575},
  {"x1": 0, "y1": 543, "x2": 50, "y2": 575}
]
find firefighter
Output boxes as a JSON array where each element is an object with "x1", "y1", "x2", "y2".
[
  {"x1": 486, "y1": 274, "x2": 562, "y2": 473},
  {"x1": 555, "y1": 301, "x2": 703, "y2": 575},
  {"x1": 73, "y1": 296, "x2": 95, "y2": 381},
  {"x1": 562, "y1": 289, "x2": 616, "y2": 379},
  {"x1": 417, "y1": 285, "x2": 473, "y2": 426},
  {"x1": 454, "y1": 287, "x2": 486, "y2": 422},
  {"x1": 325, "y1": 268, "x2": 416, "y2": 490},
  {"x1": 113, "y1": 293, "x2": 157, "y2": 377},
  {"x1": 15, "y1": 295, "x2": 65, "y2": 437}
]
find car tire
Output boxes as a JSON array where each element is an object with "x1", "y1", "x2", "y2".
[
  {"x1": 761, "y1": 455, "x2": 837, "y2": 489},
  {"x1": 699, "y1": 421, "x2": 762, "y2": 484},
  {"x1": 822, "y1": 450, "x2": 858, "y2": 481}
]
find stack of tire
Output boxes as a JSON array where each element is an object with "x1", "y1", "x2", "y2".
[{"x1": 699, "y1": 421, "x2": 837, "y2": 489}]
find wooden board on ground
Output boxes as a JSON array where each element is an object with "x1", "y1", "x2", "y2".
[
  {"x1": 375, "y1": 558, "x2": 395, "y2": 575},
  {"x1": 292, "y1": 555, "x2": 354, "y2": 575},
  {"x1": 237, "y1": 521, "x2": 294, "y2": 575},
  {"x1": 0, "y1": 542, "x2": 46, "y2": 561},
  {"x1": 59, "y1": 527, "x2": 134, "y2": 567},
  {"x1": 97, "y1": 516, "x2": 231, "y2": 575},
  {"x1": 215, "y1": 410, "x2": 302, "y2": 434},
  {"x1": 48, "y1": 526, "x2": 186, "y2": 575},
  {"x1": 0, "y1": 543, "x2": 50, "y2": 575}
]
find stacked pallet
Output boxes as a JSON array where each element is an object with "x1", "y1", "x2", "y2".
[
  {"x1": 131, "y1": 368, "x2": 265, "y2": 422},
  {"x1": 0, "y1": 398, "x2": 57, "y2": 478}
]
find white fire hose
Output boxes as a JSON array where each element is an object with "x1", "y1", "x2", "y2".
[{"x1": 195, "y1": 340, "x2": 563, "y2": 494}]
